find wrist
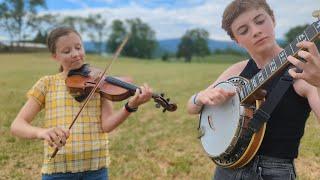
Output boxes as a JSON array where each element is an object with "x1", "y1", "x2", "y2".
[
  {"x1": 35, "y1": 128, "x2": 46, "y2": 139},
  {"x1": 125, "y1": 102, "x2": 138, "y2": 113},
  {"x1": 192, "y1": 93, "x2": 203, "y2": 106}
]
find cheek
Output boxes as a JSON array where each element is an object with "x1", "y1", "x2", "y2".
[
  {"x1": 79, "y1": 50, "x2": 85, "y2": 58},
  {"x1": 264, "y1": 21, "x2": 275, "y2": 36}
]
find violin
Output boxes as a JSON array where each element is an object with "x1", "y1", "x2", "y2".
[{"x1": 65, "y1": 64, "x2": 177, "y2": 112}]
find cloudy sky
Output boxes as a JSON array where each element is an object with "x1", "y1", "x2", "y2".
[{"x1": 1, "y1": 0, "x2": 320, "y2": 41}]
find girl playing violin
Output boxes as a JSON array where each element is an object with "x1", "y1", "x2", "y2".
[{"x1": 10, "y1": 27, "x2": 153, "y2": 179}]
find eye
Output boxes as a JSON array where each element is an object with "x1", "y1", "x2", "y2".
[
  {"x1": 238, "y1": 27, "x2": 248, "y2": 35},
  {"x1": 256, "y1": 19, "x2": 265, "y2": 25},
  {"x1": 254, "y1": 15, "x2": 266, "y2": 25},
  {"x1": 76, "y1": 45, "x2": 82, "y2": 50}
]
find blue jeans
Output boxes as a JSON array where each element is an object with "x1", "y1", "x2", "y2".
[
  {"x1": 213, "y1": 155, "x2": 296, "y2": 180},
  {"x1": 42, "y1": 168, "x2": 108, "y2": 180}
]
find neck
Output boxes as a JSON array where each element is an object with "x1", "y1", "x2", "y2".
[
  {"x1": 61, "y1": 70, "x2": 69, "y2": 79},
  {"x1": 250, "y1": 43, "x2": 283, "y2": 69}
]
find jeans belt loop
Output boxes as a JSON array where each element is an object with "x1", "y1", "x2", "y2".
[{"x1": 252, "y1": 155, "x2": 260, "y2": 170}]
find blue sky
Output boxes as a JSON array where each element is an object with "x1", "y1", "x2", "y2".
[
  {"x1": 45, "y1": 0, "x2": 208, "y2": 10},
  {"x1": 1, "y1": 0, "x2": 320, "y2": 41}
]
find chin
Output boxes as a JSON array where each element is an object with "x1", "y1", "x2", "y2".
[
  {"x1": 70, "y1": 63, "x2": 83, "y2": 70},
  {"x1": 256, "y1": 42, "x2": 273, "y2": 53}
]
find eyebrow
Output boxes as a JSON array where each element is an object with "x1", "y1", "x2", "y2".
[
  {"x1": 253, "y1": 14, "x2": 265, "y2": 21},
  {"x1": 61, "y1": 47, "x2": 71, "y2": 52}
]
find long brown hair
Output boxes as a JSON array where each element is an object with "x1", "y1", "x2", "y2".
[{"x1": 46, "y1": 27, "x2": 82, "y2": 72}]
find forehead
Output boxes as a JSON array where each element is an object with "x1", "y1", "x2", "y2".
[
  {"x1": 231, "y1": 8, "x2": 268, "y2": 29},
  {"x1": 56, "y1": 33, "x2": 82, "y2": 49}
]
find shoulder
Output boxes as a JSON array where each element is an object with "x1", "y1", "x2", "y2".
[
  {"x1": 211, "y1": 59, "x2": 249, "y2": 86},
  {"x1": 38, "y1": 73, "x2": 62, "y2": 84},
  {"x1": 224, "y1": 59, "x2": 249, "y2": 75},
  {"x1": 30, "y1": 73, "x2": 61, "y2": 91}
]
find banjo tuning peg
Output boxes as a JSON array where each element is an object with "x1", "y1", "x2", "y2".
[{"x1": 312, "y1": 10, "x2": 320, "y2": 20}]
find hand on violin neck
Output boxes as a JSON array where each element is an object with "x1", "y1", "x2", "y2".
[{"x1": 128, "y1": 83, "x2": 153, "y2": 108}]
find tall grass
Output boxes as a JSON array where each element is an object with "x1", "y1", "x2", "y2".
[{"x1": 0, "y1": 53, "x2": 319, "y2": 179}]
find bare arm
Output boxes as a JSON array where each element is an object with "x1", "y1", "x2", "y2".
[
  {"x1": 101, "y1": 84, "x2": 153, "y2": 132},
  {"x1": 294, "y1": 79, "x2": 320, "y2": 123},
  {"x1": 310, "y1": 87, "x2": 320, "y2": 123},
  {"x1": 187, "y1": 60, "x2": 248, "y2": 114},
  {"x1": 10, "y1": 98, "x2": 69, "y2": 148},
  {"x1": 11, "y1": 98, "x2": 43, "y2": 139}
]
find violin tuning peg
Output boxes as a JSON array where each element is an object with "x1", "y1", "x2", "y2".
[
  {"x1": 162, "y1": 108, "x2": 167, "y2": 113},
  {"x1": 155, "y1": 103, "x2": 161, "y2": 108},
  {"x1": 166, "y1": 98, "x2": 170, "y2": 102},
  {"x1": 160, "y1": 93, "x2": 165, "y2": 97}
]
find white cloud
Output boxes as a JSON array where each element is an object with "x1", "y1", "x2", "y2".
[
  {"x1": 41, "y1": 0, "x2": 320, "y2": 40},
  {"x1": 65, "y1": 0, "x2": 89, "y2": 9}
]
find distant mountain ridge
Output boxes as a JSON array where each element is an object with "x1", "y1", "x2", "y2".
[
  {"x1": 84, "y1": 38, "x2": 284, "y2": 56},
  {"x1": 84, "y1": 39, "x2": 242, "y2": 54},
  {"x1": 157, "y1": 39, "x2": 244, "y2": 53}
]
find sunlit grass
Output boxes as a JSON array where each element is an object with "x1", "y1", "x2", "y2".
[{"x1": 0, "y1": 53, "x2": 319, "y2": 179}]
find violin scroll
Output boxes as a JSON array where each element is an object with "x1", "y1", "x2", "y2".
[{"x1": 153, "y1": 93, "x2": 177, "y2": 112}]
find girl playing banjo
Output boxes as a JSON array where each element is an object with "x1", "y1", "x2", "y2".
[{"x1": 187, "y1": 0, "x2": 320, "y2": 179}]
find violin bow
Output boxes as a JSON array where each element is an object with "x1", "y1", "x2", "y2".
[{"x1": 49, "y1": 35, "x2": 130, "y2": 160}]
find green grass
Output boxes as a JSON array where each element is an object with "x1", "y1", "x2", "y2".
[{"x1": 0, "y1": 53, "x2": 319, "y2": 179}]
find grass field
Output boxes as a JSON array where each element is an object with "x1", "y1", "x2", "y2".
[{"x1": 0, "y1": 53, "x2": 319, "y2": 180}]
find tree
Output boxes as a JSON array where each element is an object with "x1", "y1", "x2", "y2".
[
  {"x1": 0, "y1": 0, "x2": 46, "y2": 46},
  {"x1": 61, "y1": 16, "x2": 87, "y2": 34},
  {"x1": 33, "y1": 30, "x2": 47, "y2": 43},
  {"x1": 32, "y1": 14, "x2": 59, "y2": 37},
  {"x1": 177, "y1": 35, "x2": 193, "y2": 62},
  {"x1": 124, "y1": 18, "x2": 157, "y2": 59},
  {"x1": 107, "y1": 18, "x2": 157, "y2": 59},
  {"x1": 107, "y1": 20, "x2": 127, "y2": 54},
  {"x1": 285, "y1": 24, "x2": 320, "y2": 49},
  {"x1": 177, "y1": 28, "x2": 210, "y2": 62},
  {"x1": 85, "y1": 14, "x2": 108, "y2": 54}
]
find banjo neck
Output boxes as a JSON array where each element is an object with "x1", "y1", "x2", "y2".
[{"x1": 240, "y1": 19, "x2": 320, "y2": 103}]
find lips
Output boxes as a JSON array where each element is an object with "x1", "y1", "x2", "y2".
[
  {"x1": 72, "y1": 59, "x2": 82, "y2": 63},
  {"x1": 254, "y1": 37, "x2": 268, "y2": 45}
]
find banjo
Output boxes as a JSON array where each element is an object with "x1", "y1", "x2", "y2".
[{"x1": 199, "y1": 19, "x2": 320, "y2": 168}]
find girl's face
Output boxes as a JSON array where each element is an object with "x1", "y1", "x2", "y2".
[
  {"x1": 231, "y1": 8, "x2": 276, "y2": 55},
  {"x1": 52, "y1": 32, "x2": 85, "y2": 72}
]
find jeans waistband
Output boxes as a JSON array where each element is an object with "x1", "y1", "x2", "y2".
[
  {"x1": 249, "y1": 155, "x2": 293, "y2": 169},
  {"x1": 256, "y1": 155, "x2": 293, "y2": 163}
]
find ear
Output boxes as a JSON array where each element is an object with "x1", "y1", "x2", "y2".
[
  {"x1": 234, "y1": 38, "x2": 243, "y2": 48},
  {"x1": 51, "y1": 54, "x2": 58, "y2": 61}
]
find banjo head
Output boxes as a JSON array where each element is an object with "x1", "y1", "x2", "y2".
[{"x1": 199, "y1": 81, "x2": 242, "y2": 157}]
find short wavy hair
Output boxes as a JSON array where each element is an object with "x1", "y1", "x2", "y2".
[{"x1": 221, "y1": 0, "x2": 274, "y2": 40}]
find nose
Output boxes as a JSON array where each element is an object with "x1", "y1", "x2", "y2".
[
  {"x1": 71, "y1": 49, "x2": 79, "y2": 58},
  {"x1": 251, "y1": 25, "x2": 262, "y2": 38}
]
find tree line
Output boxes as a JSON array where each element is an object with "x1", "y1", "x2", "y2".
[{"x1": 1, "y1": 0, "x2": 318, "y2": 62}]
